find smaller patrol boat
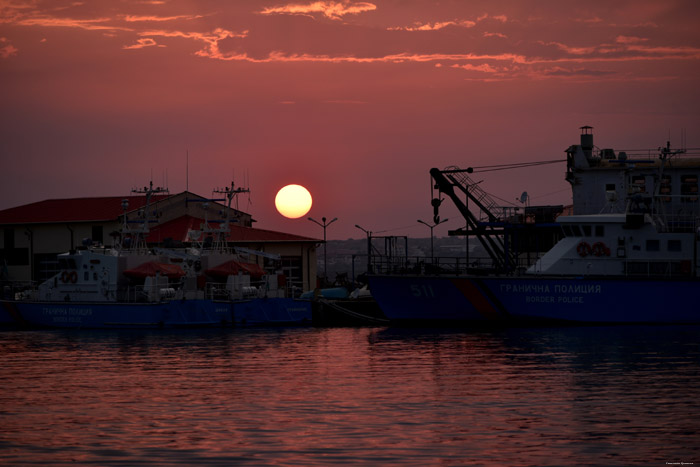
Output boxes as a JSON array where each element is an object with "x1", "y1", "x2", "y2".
[{"x1": 2, "y1": 182, "x2": 311, "y2": 328}]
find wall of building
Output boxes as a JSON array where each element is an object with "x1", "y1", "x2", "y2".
[{"x1": 235, "y1": 242, "x2": 318, "y2": 293}]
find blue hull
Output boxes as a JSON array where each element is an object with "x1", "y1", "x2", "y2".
[
  {"x1": 3, "y1": 300, "x2": 232, "y2": 329},
  {"x1": 232, "y1": 298, "x2": 312, "y2": 326},
  {"x1": 2, "y1": 298, "x2": 312, "y2": 329},
  {"x1": 0, "y1": 301, "x2": 20, "y2": 326},
  {"x1": 369, "y1": 275, "x2": 700, "y2": 324}
]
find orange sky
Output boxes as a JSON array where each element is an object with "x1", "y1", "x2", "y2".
[{"x1": 1, "y1": 0, "x2": 699, "y2": 239}]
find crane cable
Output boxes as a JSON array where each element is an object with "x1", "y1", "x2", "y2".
[{"x1": 469, "y1": 159, "x2": 566, "y2": 173}]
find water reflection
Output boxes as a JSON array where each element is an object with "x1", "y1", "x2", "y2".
[{"x1": 1, "y1": 326, "x2": 699, "y2": 465}]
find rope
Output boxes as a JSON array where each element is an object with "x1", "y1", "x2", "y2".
[{"x1": 471, "y1": 159, "x2": 566, "y2": 173}]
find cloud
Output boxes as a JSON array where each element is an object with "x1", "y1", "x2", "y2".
[
  {"x1": 123, "y1": 14, "x2": 203, "y2": 22},
  {"x1": 137, "y1": 27, "x2": 248, "y2": 59},
  {"x1": 1, "y1": 44, "x2": 18, "y2": 58},
  {"x1": 389, "y1": 13, "x2": 508, "y2": 32},
  {"x1": 14, "y1": 15, "x2": 133, "y2": 32},
  {"x1": 322, "y1": 99, "x2": 367, "y2": 104},
  {"x1": 3, "y1": 0, "x2": 698, "y2": 84},
  {"x1": 452, "y1": 63, "x2": 499, "y2": 73},
  {"x1": 541, "y1": 66, "x2": 615, "y2": 77},
  {"x1": 616, "y1": 35, "x2": 647, "y2": 44},
  {"x1": 538, "y1": 39, "x2": 700, "y2": 61},
  {"x1": 388, "y1": 20, "x2": 475, "y2": 32},
  {"x1": 476, "y1": 13, "x2": 507, "y2": 23},
  {"x1": 123, "y1": 37, "x2": 163, "y2": 49},
  {"x1": 260, "y1": 1, "x2": 376, "y2": 20},
  {"x1": 542, "y1": 41, "x2": 599, "y2": 56},
  {"x1": 193, "y1": 50, "x2": 529, "y2": 65}
]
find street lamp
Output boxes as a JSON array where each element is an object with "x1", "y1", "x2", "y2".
[
  {"x1": 308, "y1": 216, "x2": 337, "y2": 281},
  {"x1": 417, "y1": 218, "x2": 448, "y2": 263},
  {"x1": 355, "y1": 224, "x2": 372, "y2": 273}
]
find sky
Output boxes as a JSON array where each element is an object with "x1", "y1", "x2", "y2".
[{"x1": 1, "y1": 0, "x2": 699, "y2": 240}]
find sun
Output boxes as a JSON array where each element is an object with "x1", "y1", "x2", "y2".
[{"x1": 275, "y1": 184, "x2": 313, "y2": 219}]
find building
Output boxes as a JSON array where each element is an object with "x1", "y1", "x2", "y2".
[{"x1": 0, "y1": 190, "x2": 319, "y2": 292}]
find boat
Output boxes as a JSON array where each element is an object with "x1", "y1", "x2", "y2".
[
  {"x1": 1, "y1": 182, "x2": 311, "y2": 328},
  {"x1": 301, "y1": 286, "x2": 388, "y2": 326},
  {"x1": 368, "y1": 127, "x2": 700, "y2": 324}
]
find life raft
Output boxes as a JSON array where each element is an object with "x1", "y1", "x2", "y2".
[
  {"x1": 60, "y1": 271, "x2": 78, "y2": 283},
  {"x1": 576, "y1": 241, "x2": 592, "y2": 257},
  {"x1": 592, "y1": 241, "x2": 611, "y2": 257}
]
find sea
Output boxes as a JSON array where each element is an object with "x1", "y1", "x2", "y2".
[{"x1": 1, "y1": 325, "x2": 699, "y2": 466}]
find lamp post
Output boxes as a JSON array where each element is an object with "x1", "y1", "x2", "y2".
[
  {"x1": 417, "y1": 218, "x2": 448, "y2": 263},
  {"x1": 308, "y1": 216, "x2": 337, "y2": 281},
  {"x1": 355, "y1": 224, "x2": 372, "y2": 273}
]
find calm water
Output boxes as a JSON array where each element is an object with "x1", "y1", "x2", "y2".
[{"x1": 1, "y1": 325, "x2": 699, "y2": 466}]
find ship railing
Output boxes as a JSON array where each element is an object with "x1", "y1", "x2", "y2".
[
  {"x1": 662, "y1": 212, "x2": 700, "y2": 233},
  {"x1": 594, "y1": 147, "x2": 700, "y2": 160},
  {"x1": 1, "y1": 281, "x2": 37, "y2": 300},
  {"x1": 119, "y1": 285, "x2": 178, "y2": 302},
  {"x1": 200, "y1": 280, "x2": 294, "y2": 300},
  {"x1": 120, "y1": 285, "x2": 146, "y2": 302},
  {"x1": 204, "y1": 282, "x2": 234, "y2": 300},
  {"x1": 622, "y1": 259, "x2": 694, "y2": 278},
  {"x1": 362, "y1": 255, "x2": 521, "y2": 276}
]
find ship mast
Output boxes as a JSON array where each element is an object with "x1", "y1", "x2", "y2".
[
  {"x1": 652, "y1": 141, "x2": 686, "y2": 231},
  {"x1": 120, "y1": 181, "x2": 169, "y2": 253},
  {"x1": 200, "y1": 181, "x2": 250, "y2": 252}
]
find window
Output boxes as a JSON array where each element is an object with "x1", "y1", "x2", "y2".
[
  {"x1": 0, "y1": 228, "x2": 28, "y2": 266},
  {"x1": 35, "y1": 253, "x2": 59, "y2": 282},
  {"x1": 681, "y1": 175, "x2": 698, "y2": 202},
  {"x1": 646, "y1": 239, "x2": 660, "y2": 252},
  {"x1": 562, "y1": 225, "x2": 573, "y2": 237},
  {"x1": 571, "y1": 225, "x2": 582, "y2": 237},
  {"x1": 92, "y1": 225, "x2": 104, "y2": 244},
  {"x1": 58, "y1": 258, "x2": 77, "y2": 269},
  {"x1": 605, "y1": 183, "x2": 616, "y2": 191},
  {"x1": 668, "y1": 240, "x2": 682, "y2": 252},
  {"x1": 660, "y1": 176, "x2": 672, "y2": 203},
  {"x1": 582, "y1": 225, "x2": 592, "y2": 237},
  {"x1": 268, "y1": 256, "x2": 304, "y2": 292},
  {"x1": 632, "y1": 175, "x2": 646, "y2": 193},
  {"x1": 3, "y1": 228, "x2": 15, "y2": 249},
  {"x1": 595, "y1": 225, "x2": 605, "y2": 237}
]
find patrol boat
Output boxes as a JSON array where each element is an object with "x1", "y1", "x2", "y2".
[
  {"x1": 1, "y1": 182, "x2": 311, "y2": 328},
  {"x1": 369, "y1": 127, "x2": 700, "y2": 324}
]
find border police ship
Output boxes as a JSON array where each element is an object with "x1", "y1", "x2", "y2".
[{"x1": 369, "y1": 127, "x2": 700, "y2": 324}]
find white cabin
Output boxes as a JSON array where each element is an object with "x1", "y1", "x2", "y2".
[{"x1": 528, "y1": 213, "x2": 697, "y2": 277}]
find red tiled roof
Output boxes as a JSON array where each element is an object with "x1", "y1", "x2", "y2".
[
  {"x1": 205, "y1": 260, "x2": 267, "y2": 279},
  {"x1": 0, "y1": 195, "x2": 170, "y2": 224},
  {"x1": 123, "y1": 261, "x2": 186, "y2": 279},
  {"x1": 146, "y1": 215, "x2": 318, "y2": 243}
]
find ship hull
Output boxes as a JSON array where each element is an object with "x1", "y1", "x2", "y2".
[
  {"x1": 369, "y1": 275, "x2": 700, "y2": 324},
  {"x1": 232, "y1": 298, "x2": 312, "y2": 326},
  {"x1": 2, "y1": 299, "x2": 232, "y2": 329},
  {"x1": 2, "y1": 298, "x2": 312, "y2": 328}
]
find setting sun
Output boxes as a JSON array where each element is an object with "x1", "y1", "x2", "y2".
[{"x1": 275, "y1": 184, "x2": 313, "y2": 219}]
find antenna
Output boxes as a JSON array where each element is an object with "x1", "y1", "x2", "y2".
[
  {"x1": 186, "y1": 149, "x2": 189, "y2": 192},
  {"x1": 682, "y1": 128, "x2": 686, "y2": 151},
  {"x1": 519, "y1": 191, "x2": 529, "y2": 206}
]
